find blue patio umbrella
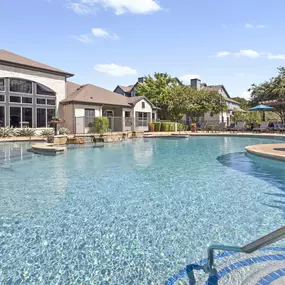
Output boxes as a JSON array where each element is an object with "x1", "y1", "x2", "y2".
[{"x1": 249, "y1": 104, "x2": 274, "y2": 121}]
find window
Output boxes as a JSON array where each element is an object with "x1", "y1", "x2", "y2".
[
  {"x1": 0, "y1": 78, "x2": 4, "y2": 91},
  {"x1": 0, "y1": 95, "x2": 4, "y2": 102},
  {"x1": 47, "y1": 109, "x2": 55, "y2": 125},
  {"x1": 10, "y1": 96, "x2": 21, "y2": 103},
  {"x1": 142, "y1": 102, "x2": 145, "y2": 109},
  {"x1": 22, "y1": 108, "x2": 32, "y2": 127},
  {"x1": 10, "y1": 107, "x2": 21, "y2": 128},
  {"x1": 124, "y1": 111, "x2": 132, "y2": 127},
  {"x1": 152, "y1": 113, "x2": 155, "y2": 120},
  {"x1": 85, "y1": 109, "x2": 95, "y2": 117},
  {"x1": 37, "y1": 98, "x2": 46, "y2": 105},
  {"x1": 10, "y1": 79, "x2": 32, "y2": 94},
  {"x1": 37, "y1": 83, "x2": 55, "y2": 96},
  {"x1": 0, "y1": 106, "x2": 4, "y2": 127},
  {"x1": 37, "y1": 108, "x2": 46, "y2": 127},
  {"x1": 106, "y1": 110, "x2": 114, "y2": 117},
  {"x1": 85, "y1": 109, "x2": 95, "y2": 127},
  {"x1": 22, "y1": 97, "x2": 33, "y2": 104},
  {"x1": 47, "y1": 99, "x2": 56, "y2": 106}
]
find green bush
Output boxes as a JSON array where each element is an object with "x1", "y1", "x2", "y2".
[
  {"x1": 94, "y1": 117, "x2": 109, "y2": 133},
  {"x1": 40, "y1": 129, "x2": 54, "y2": 137},
  {"x1": 161, "y1": 122, "x2": 176, "y2": 132},
  {"x1": 58, "y1": 127, "x2": 70, "y2": 135},
  {"x1": 0, "y1": 127, "x2": 15, "y2": 138},
  {"x1": 16, "y1": 128, "x2": 36, "y2": 137},
  {"x1": 153, "y1": 122, "x2": 161, "y2": 132},
  {"x1": 177, "y1": 123, "x2": 184, "y2": 131}
]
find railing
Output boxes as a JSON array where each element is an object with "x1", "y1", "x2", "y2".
[{"x1": 205, "y1": 226, "x2": 285, "y2": 274}]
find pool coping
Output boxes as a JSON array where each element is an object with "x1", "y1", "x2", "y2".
[
  {"x1": 31, "y1": 143, "x2": 66, "y2": 155},
  {"x1": 245, "y1": 144, "x2": 285, "y2": 161}
]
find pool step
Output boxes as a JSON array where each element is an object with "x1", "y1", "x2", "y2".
[{"x1": 166, "y1": 248, "x2": 285, "y2": 285}]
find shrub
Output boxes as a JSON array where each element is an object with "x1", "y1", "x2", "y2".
[
  {"x1": 58, "y1": 127, "x2": 71, "y2": 135},
  {"x1": 0, "y1": 127, "x2": 15, "y2": 138},
  {"x1": 153, "y1": 122, "x2": 161, "y2": 132},
  {"x1": 16, "y1": 128, "x2": 36, "y2": 137},
  {"x1": 177, "y1": 123, "x2": 184, "y2": 131},
  {"x1": 161, "y1": 122, "x2": 175, "y2": 132},
  {"x1": 40, "y1": 129, "x2": 54, "y2": 137},
  {"x1": 94, "y1": 117, "x2": 109, "y2": 133}
]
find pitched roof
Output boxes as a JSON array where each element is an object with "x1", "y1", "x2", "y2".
[
  {"x1": 127, "y1": 96, "x2": 156, "y2": 108},
  {"x1": 61, "y1": 83, "x2": 131, "y2": 107},
  {"x1": 0, "y1": 49, "x2": 73, "y2": 77},
  {"x1": 117, "y1": 85, "x2": 135, "y2": 93},
  {"x1": 225, "y1": 97, "x2": 240, "y2": 104},
  {"x1": 66, "y1": 81, "x2": 81, "y2": 96}
]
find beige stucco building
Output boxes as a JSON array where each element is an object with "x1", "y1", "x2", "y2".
[{"x1": 0, "y1": 50, "x2": 157, "y2": 133}]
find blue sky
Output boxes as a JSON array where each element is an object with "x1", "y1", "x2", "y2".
[{"x1": 1, "y1": 0, "x2": 285, "y2": 99}]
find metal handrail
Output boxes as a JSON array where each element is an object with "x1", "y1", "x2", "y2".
[{"x1": 205, "y1": 226, "x2": 285, "y2": 273}]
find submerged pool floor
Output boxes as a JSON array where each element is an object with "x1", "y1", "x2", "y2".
[{"x1": 0, "y1": 137, "x2": 285, "y2": 284}]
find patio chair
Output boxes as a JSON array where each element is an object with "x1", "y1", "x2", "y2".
[
  {"x1": 218, "y1": 122, "x2": 226, "y2": 132},
  {"x1": 272, "y1": 123, "x2": 285, "y2": 133},
  {"x1": 253, "y1": 122, "x2": 269, "y2": 133},
  {"x1": 197, "y1": 121, "x2": 207, "y2": 131},
  {"x1": 231, "y1": 122, "x2": 245, "y2": 132}
]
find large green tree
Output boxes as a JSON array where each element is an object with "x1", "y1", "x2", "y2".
[
  {"x1": 249, "y1": 67, "x2": 285, "y2": 122},
  {"x1": 167, "y1": 85, "x2": 227, "y2": 121},
  {"x1": 135, "y1": 73, "x2": 180, "y2": 119}
]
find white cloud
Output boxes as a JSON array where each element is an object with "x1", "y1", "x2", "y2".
[
  {"x1": 66, "y1": 2, "x2": 95, "y2": 14},
  {"x1": 92, "y1": 28, "x2": 120, "y2": 40},
  {"x1": 245, "y1": 23, "x2": 267, "y2": 29},
  {"x1": 240, "y1": 91, "x2": 251, "y2": 100},
  {"x1": 212, "y1": 49, "x2": 285, "y2": 60},
  {"x1": 179, "y1": 74, "x2": 200, "y2": 84},
  {"x1": 234, "y1": 49, "x2": 261, "y2": 58},
  {"x1": 267, "y1": 53, "x2": 285, "y2": 60},
  {"x1": 213, "y1": 51, "x2": 231, "y2": 57},
  {"x1": 71, "y1": 34, "x2": 93, "y2": 43},
  {"x1": 70, "y1": 0, "x2": 161, "y2": 15},
  {"x1": 94, "y1": 63, "x2": 138, "y2": 76}
]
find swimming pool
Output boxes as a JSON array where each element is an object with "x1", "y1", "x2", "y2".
[{"x1": 0, "y1": 137, "x2": 285, "y2": 284}]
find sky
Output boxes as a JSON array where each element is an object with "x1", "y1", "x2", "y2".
[{"x1": 1, "y1": 0, "x2": 285, "y2": 99}]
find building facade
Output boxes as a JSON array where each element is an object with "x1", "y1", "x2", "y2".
[
  {"x1": 189, "y1": 78, "x2": 242, "y2": 126},
  {"x1": 0, "y1": 50, "x2": 73, "y2": 129},
  {"x1": 0, "y1": 50, "x2": 157, "y2": 133}
]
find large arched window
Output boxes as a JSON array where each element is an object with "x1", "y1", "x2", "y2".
[
  {"x1": 36, "y1": 83, "x2": 56, "y2": 96},
  {"x1": 10, "y1": 78, "x2": 32, "y2": 94}
]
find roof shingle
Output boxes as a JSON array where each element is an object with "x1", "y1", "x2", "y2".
[{"x1": 0, "y1": 49, "x2": 73, "y2": 77}]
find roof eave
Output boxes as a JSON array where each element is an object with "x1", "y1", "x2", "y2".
[{"x1": 0, "y1": 60, "x2": 74, "y2": 78}]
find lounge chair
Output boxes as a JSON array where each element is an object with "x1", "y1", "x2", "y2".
[
  {"x1": 231, "y1": 122, "x2": 245, "y2": 132},
  {"x1": 272, "y1": 123, "x2": 285, "y2": 133},
  {"x1": 253, "y1": 122, "x2": 269, "y2": 133},
  {"x1": 197, "y1": 121, "x2": 207, "y2": 131}
]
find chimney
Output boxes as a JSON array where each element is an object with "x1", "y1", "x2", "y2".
[
  {"x1": 138, "y1": 77, "x2": 144, "y2": 83},
  {"x1": 191, "y1": 78, "x2": 201, "y2": 90}
]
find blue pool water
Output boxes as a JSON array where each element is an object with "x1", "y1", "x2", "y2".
[{"x1": 0, "y1": 137, "x2": 285, "y2": 284}]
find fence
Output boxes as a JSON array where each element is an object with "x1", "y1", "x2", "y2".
[{"x1": 69, "y1": 116, "x2": 152, "y2": 134}]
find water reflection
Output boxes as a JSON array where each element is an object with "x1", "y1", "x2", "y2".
[{"x1": 0, "y1": 143, "x2": 67, "y2": 217}]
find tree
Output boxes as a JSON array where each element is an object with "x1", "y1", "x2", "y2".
[
  {"x1": 231, "y1": 97, "x2": 248, "y2": 110},
  {"x1": 249, "y1": 67, "x2": 285, "y2": 122},
  {"x1": 167, "y1": 85, "x2": 227, "y2": 122},
  {"x1": 135, "y1": 73, "x2": 180, "y2": 119}
]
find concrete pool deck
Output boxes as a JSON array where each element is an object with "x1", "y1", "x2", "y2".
[{"x1": 245, "y1": 143, "x2": 285, "y2": 161}]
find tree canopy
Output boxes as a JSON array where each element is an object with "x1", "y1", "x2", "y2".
[
  {"x1": 135, "y1": 73, "x2": 179, "y2": 119},
  {"x1": 249, "y1": 67, "x2": 285, "y2": 122},
  {"x1": 136, "y1": 72, "x2": 227, "y2": 121},
  {"x1": 167, "y1": 85, "x2": 227, "y2": 121}
]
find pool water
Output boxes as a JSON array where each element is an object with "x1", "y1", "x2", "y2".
[{"x1": 0, "y1": 137, "x2": 285, "y2": 284}]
